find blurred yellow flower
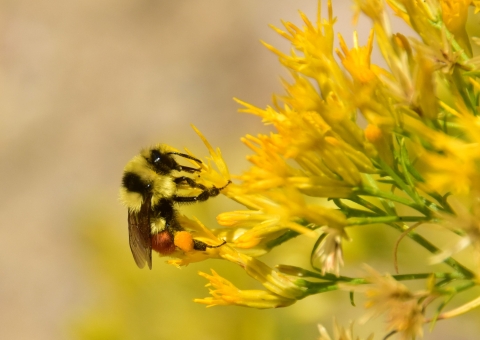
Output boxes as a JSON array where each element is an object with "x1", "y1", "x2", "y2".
[
  {"x1": 364, "y1": 282, "x2": 425, "y2": 340},
  {"x1": 440, "y1": 0, "x2": 472, "y2": 55},
  {"x1": 318, "y1": 319, "x2": 374, "y2": 340},
  {"x1": 344, "y1": 266, "x2": 427, "y2": 340}
]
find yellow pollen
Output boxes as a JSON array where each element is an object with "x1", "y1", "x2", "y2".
[{"x1": 174, "y1": 231, "x2": 194, "y2": 252}]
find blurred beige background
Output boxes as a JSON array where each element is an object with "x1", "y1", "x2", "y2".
[{"x1": 1, "y1": 1, "x2": 479, "y2": 339}]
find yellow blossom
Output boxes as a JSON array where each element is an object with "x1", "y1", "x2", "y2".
[
  {"x1": 353, "y1": 0, "x2": 385, "y2": 24},
  {"x1": 364, "y1": 124, "x2": 394, "y2": 167},
  {"x1": 440, "y1": 0, "x2": 472, "y2": 56},
  {"x1": 417, "y1": 147, "x2": 476, "y2": 194},
  {"x1": 475, "y1": 0, "x2": 480, "y2": 14},
  {"x1": 411, "y1": 101, "x2": 480, "y2": 194},
  {"x1": 195, "y1": 270, "x2": 296, "y2": 308},
  {"x1": 184, "y1": 125, "x2": 231, "y2": 193},
  {"x1": 279, "y1": 72, "x2": 323, "y2": 112},
  {"x1": 236, "y1": 105, "x2": 371, "y2": 188},
  {"x1": 217, "y1": 187, "x2": 346, "y2": 249},
  {"x1": 229, "y1": 253, "x2": 308, "y2": 299},
  {"x1": 336, "y1": 30, "x2": 376, "y2": 83},
  {"x1": 138, "y1": 0, "x2": 480, "y2": 335},
  {"x1": 386, "y1": 0, "x2": 442, "y2": 47}
]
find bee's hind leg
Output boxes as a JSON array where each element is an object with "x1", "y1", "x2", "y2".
[{"x1": 193, "y1": 239, "x2": 227, "y2": 251}]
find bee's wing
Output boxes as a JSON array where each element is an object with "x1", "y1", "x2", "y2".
[{"x1": 128, "y1": 197, "x2": 152, "y2": 269}]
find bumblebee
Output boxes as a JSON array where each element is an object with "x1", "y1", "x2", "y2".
[{"x1": 119, "y1": 144, "x2": 229, "y2": 269}]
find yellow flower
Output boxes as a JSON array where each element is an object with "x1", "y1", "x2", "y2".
[
  {"x1": 336, "y1": 30, "x2": 376, "y2": 84},
  {"x1": 264, "y1": 4, "x2": 336, "y2": 83},
  {"x1": 259, "y1": 3, "x2": 375, "y2": 154},
  {"x1": 236, "y1": 103, "x2": 373, "y2": 188},
  {"x1": 413, "y1": 101, "x2": 480, "y2": 195},
  {"x1": 164, "y1": 212, "x2": 310, "y2": 301},
  {"x1": 185, "y1": 125, "x2": 231, "y2": 193},
  {"x1": 195, "y1": 270, "x2": 296, "y2": 308},
  {"x1": 365, "y1": 124, "x2": 394, "y2": 166},
  {"x1": 227, "y1": 253, "x2": 308, "y2": 300},
  {"x1": 236, "y1": 133, "x2": 363, "y2": 197},
  {"x1": 417, "y1": 147, "x2": 476, "y2": 195},
  {"x1": 386, "y1": 0, "x2": 442, "y2": 47},
  {"x1": 353, "y1": 0, "x2": 385, "y2": 24},
  {"x1": 159, "y1": 1, "x2": 480, "y2": 329},
  {"x1": 475, "y1": 0, "x2": 480, "y2": 14},
  {"x1": 217, "y1": 187, "x2": 346, "y2": 249},
  {"x1": 440, "y1": 0, "x2": 472, "y2": 56},
  {"x1": 385, "y1": 0, "x2": 471, "y2": 62},
  {"x1": 441, "y1": 0, "x2": 471, "y2": 32}
]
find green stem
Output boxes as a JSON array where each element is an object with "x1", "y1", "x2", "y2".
[
  {"x1": 451, "y1": 67, "x2": 476, "y2": 114},
  {"x1": 430, "y1": 19, "x2": 471, "y2": 63},
  {"x1": 355, "y1": 185, "x2": 425, "y2": 213},
  {"x1": 278, "y1": 265, "x2": 469, "y2": 283},
  {"x1": 332, "y1": 198, "x2": 379, "y2": 218},
  {"x1": 377, "y1": 159, "x2": 428, "y2": 212},
  {"x1": 351, "y1": 195, "x2": 387, "y2": 215},
  {"x1": 265, "y1": 218, "x2": 314, "y2": 249},
  {"x1": 299, "y1": 271, "x2": 472, "y2": 297},
  {"x1": 347, "y1": 215, "x2": 425, "y2": 226},
  {"x1": 398, "y1": 138, "x2": 425, "y2": 204},
  {"x1": 388, "y1": 223, "x2": 474, "y2": 278},
  {"x1": 336, "y1": 196, "x2": 472, "y2": 278},
  {"x1": 363, "y1": 174, "x2": 398, "y2": 215}
]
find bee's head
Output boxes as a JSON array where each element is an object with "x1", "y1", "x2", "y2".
[
  {"x1": 141, "y1": 145, "x2": 178, "y2": 175},
  {"x1": 119, "y1": 151, "x2": 177, "y2": 212}
]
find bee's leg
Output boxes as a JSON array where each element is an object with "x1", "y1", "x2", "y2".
[
  {"x1": 174, "y1": 176, "x2": 208, "y2": 190},
  {"x1": 167, "y1": 152, "x2": 203, "y2": 173},
  {"x1": 167, "y1": 152, "x2": 202, "y2": 164},
  {"x1": 193, "y1": 239, "x2": 226, "y2": 251},
  {"x1": 173, "y1": 180, "x2": 231, "y2": 203},
  {"x1": 173, "y1": 192, "x2": 210, "y2": 203},
  {"x1": 176, "y1": 165, "x2": 201, "y2": 173}
]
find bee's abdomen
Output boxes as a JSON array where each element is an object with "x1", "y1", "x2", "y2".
[{"x1": 152, "y1": 230, "x2": 176, "y2": 255}]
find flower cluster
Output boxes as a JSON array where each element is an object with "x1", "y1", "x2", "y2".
[{"x1": 154, "y1": 0, "x2": 480, "y2": 338}]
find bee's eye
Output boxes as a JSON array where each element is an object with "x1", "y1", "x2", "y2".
[
  {"x1": 151, "y1": 150, "x2": 162, "y2": 164},
  {"x1": 149, "y1": 149, "x2": 176, "y2": 174}
]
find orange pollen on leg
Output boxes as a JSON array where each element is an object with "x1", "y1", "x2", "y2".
[
  {"x1": 174, "y1": 231, "x2": 194, "y2": 252},
  {"x1": 152, "y1": 230, "x2": 176, "y2": 255}
]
